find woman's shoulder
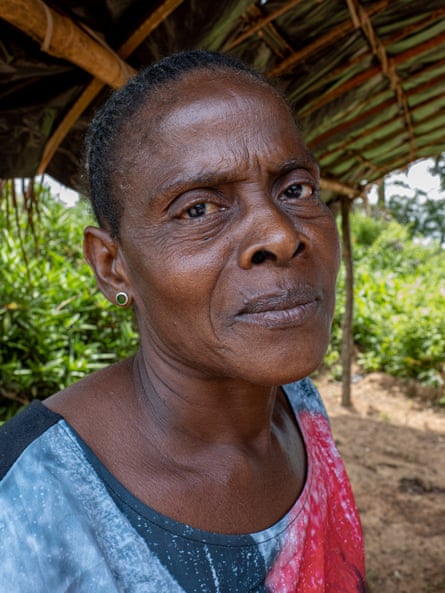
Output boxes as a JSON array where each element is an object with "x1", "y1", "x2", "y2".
[
  {"x1": 43, "y1": 357, "x2": 136, "y2": 448},
  {"x1": 45, "y1": 357, "x2": 134, "y2": 415},
  {"x1": 0, "y1": 400, "x2": 61, "y2": 482}
]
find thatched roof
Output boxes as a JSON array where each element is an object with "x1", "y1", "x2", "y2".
[{"x1": 1, "y1": 0, "x2": 444, "y2": 201}]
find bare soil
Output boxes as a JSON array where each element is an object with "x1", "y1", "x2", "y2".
[{"x1": 316, "y1": 372, "x2": 445, "y2": 593}]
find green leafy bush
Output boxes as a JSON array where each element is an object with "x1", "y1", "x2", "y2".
[
  {"x1": 1, "y1": 185, "x2": 444, "y2": 422},
  {"x1": 0, "y1": 184, "x2": 138, "y2": 420},
  {"x1": 329, "y1": 211, "x2": 444, "y2": 399}
]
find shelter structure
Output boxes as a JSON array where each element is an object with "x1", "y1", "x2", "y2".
[
  {"x1": 1, "y1": 0, "x2": 444, "y2": 197},
  {"x1": 1, "y1": 0, "x2": 444, "y2": 402}
]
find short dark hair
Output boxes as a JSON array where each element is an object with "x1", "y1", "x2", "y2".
[{"x1": 83, "y1": 50, "x2": 277, "y2": 238}]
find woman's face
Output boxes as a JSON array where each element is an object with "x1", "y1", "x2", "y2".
[{"x1": 116, "y1": 71, "x2": 341, "y2": 385}]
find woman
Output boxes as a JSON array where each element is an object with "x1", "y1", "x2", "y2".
[{"x1": 0, "y1": 50, "x2": 365, "y2": 592}]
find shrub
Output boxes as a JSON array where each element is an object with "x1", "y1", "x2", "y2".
[
  {"x1": 330, "y1": 211, "x2": 444, "y2": 398},
  {"x1": 1, "y1": 186, "x2": 444, "y2": 421},
  {"x1": 0, "y1": 183, "x2": 138, "y2": 420}
]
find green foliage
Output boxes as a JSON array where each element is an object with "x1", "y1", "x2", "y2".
[
  {"x1": 388, "y1": 189, "x2": 445, "y2": 246},
  {"x1": 1, "y1": 183, "x2": 444, "y2": 421},
  {"x1": 0, "y1": 183, "x2": 138, "y2": 419},
  {"x1": 328, "y1": 211, "x2": 444, "y2": 399}
]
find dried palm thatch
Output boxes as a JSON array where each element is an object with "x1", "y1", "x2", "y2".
[{"x1": 0, "y1": 0, "x2": 443, "y2": 199}]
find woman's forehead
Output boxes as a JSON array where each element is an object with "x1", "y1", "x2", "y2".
[
  {"x1": 134, "y1": 69, "x2": 289, "y2": 135},
  {"x1": 125, "y1": 71, "x2": 299, "y2": 160},
  {"x1": 115, "y1": 70, "x2": 312, "y2": 205}
]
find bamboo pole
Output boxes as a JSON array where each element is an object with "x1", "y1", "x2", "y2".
[
  {"x1": 35, "y1": 0, "x2": 184, "y2": 174},
  {"x1": 37, "y1": 79, "x2": 104, "y2": 174},
  {"x1": 0, "y1": 0, "x2": 135, "y2": 89}
]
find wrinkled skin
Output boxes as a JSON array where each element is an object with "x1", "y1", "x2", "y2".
[
  {"x1": 97, "y1": 71, "x2": 340, "y2": 386},
  {"x1": 47, "y1": 70, "x2": 341, "y2": 534}
]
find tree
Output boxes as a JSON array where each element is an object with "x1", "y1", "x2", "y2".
[
  {"x1": 430, "y1": 153, "x2": 445, "y2": 192},
  {"x1": 388, "y1": 186, "x2": 445, "y2": 246}
]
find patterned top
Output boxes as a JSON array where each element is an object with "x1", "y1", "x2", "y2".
[{"x1": 0, "y1": 378, "x2": 365, "y2": 592}]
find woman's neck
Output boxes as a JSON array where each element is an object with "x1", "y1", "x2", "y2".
[{"x1": 132, "y1": 348, "x2": 282, "y2": 450}]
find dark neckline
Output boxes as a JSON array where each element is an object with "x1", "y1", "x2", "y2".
[{"x1": 38, "y1": 384, "x2": 312, "y2": 545}]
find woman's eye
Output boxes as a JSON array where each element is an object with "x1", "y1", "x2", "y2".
[
  {"x1": 283, "y1": 183, "x2": 314, "y2": 200},
  {"x1": 181, "y1": 202, "x2": 220, "y2": 219}
]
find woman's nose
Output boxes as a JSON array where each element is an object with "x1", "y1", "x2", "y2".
[{"x1": 237, "y1": 201, "x2": 308, "y2": 269}]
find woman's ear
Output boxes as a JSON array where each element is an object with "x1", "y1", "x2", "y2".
[{"x1": 83, "y1": 226, "x2": 131, "y2": 306}]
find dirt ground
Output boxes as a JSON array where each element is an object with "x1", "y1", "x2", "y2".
[{"x1": 316, "y1": 372, "x2": 445, "y2": 593}]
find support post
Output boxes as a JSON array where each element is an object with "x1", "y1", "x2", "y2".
[
  {"x1": 377, "y1": 178, "x2": 386, "y2": 210},
  {"x1": 340, "y1": 196, "x2": 354, "y2": 407}
]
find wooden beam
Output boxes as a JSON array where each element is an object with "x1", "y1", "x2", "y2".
[
  {"x1": 243, "y1": 5, "x2": 294, "y2": 59},
  {"x1": 37, "y1": 79, "x2": 105, "y2": 174},
  {"x1": 316, "y1": 88, "x2": 445, "y2": 175},
  {"x1": 379, "y1": 7, "x2": 445, "y2": 46},
  {"x1": 0, "y1": 0, "x2": 136, "y2": 89},
  {"x1": 314, "y1": 80, "x2": 445, "y2": 162},
  {"x1": 308, "y1": 95, "x2": 399, "y2": 150},
  {"x1": 345, "y1": 0, "x2": 416, "y2": 160},
  {"x1": 341, "y1": 131, "x2": 445, "y2": 186},
  {"x1": 266, "y1": 0, "x2": 389, "y2": 78},
  {"x1": 334, "y1": 151, "x2": 381, "y2": 185},
  {"x1": 37, "y1": 0, "x2": 184, "y2": 174},
  {"x1": 223, "y1": 0, "x2": 304, "y2": 51},
  {"x1": 267, "y1": 19, "x2": 353, "y2": 79},
  {"x1": 314, "y1": 60, "x2": 445, "y2": 154},
  {"x1": 117, "y1": 0, "x2": 184, "y2": 58},
  {"x1": 277, "y1": 12, "x2": 445, "y2": 120},
  {"x1": 319, "y1": 177, "x2": 362, "y2": 198},
  {"x1": 371, "y1": 150, "x2": 441, "y2": 179},
  {"x1": 296, "y1": 28, "x2": 445, "y2": 119}
]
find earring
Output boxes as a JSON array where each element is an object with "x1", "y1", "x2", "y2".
[{"x1": 115, "y1": 291, "x2": 130, "y2": 306}]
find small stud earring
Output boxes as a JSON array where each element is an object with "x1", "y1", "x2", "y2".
[{"x1": 115, "y1": 291, "x2": 130, "y2": 306}]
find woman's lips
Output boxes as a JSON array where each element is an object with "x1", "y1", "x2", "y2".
[{"x1": 236, "y1": 287, "x2": 321, "y2": 329}]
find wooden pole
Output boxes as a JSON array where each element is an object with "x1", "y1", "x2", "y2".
[
  {"x1": 340, "y1": 195, "x2": 354, "y2": 407},
  {"x1": 0, "y1": 0, "x2": 135, "y2": 89},
  {"x1": 36, "y1": 0, "x2": 184, "y2": 174},
  {"x1": 377, "y1": 178, "x2": 386, "y2": 210},
  {"x1": 320, "y1": 177, "x2": 362, "y2": 198}
]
